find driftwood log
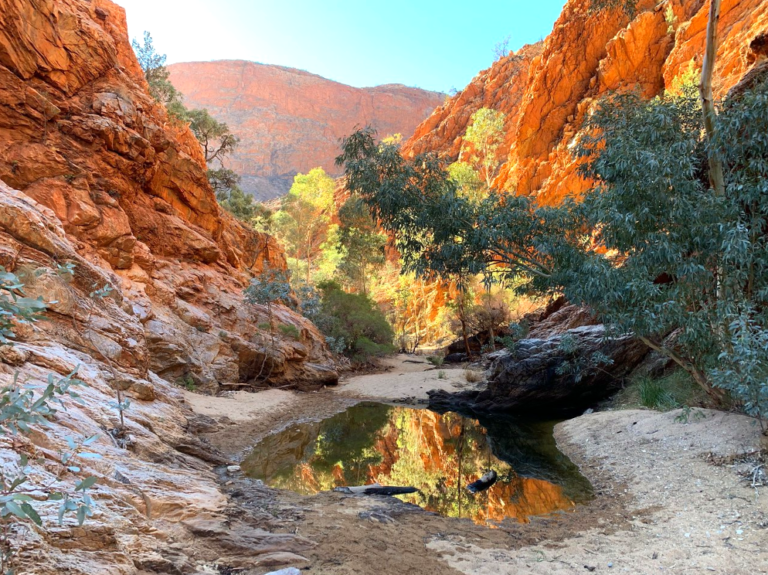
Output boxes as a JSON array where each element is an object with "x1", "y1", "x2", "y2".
[{"x1": 333, "y1": 483, "x2": 418, "y2": 496}]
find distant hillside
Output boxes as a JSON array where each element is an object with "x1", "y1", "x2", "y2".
[{"x1": 168, "y1": 60, "x2": 445, "y2": 200}]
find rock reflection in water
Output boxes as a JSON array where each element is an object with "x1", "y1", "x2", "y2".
[{"x1": 242, "y1": 402, "x2": 592, "y2": 525}]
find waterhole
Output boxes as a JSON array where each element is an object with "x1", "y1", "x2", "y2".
[{"x1": 242, "y1": 402, "x2": 593, "y2": 525}]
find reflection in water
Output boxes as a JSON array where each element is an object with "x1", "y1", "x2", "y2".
[{"x1": 242, "y1": 403, "x2": 592, "y2": 525}]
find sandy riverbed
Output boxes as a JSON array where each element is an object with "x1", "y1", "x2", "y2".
[{"x1": 185, "y1": 356, "x2": 768, "y2": 574}]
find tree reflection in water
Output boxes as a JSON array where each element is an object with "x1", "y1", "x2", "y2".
[{"x1": 242, "y1": 402, "x2": 592, "y2": 525}]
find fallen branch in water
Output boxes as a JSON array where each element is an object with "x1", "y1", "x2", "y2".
[{"x1": 334, "y1": 483, "x2": 418, "y2": 496}]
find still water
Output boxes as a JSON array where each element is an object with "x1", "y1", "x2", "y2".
[{"x1": 243, "y1": 402, "x2": 592, "y2": 526}]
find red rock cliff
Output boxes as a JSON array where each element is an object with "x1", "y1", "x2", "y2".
[
  {"x1": 404, "y1": 0, "x2": 768, "y2": 206},
  {"x1": 0, "y1": 0, "x2": 337, "y2": 390},
  {"x1": 0, "y1": 0, "x2": 336, "y2": 570},
  {"x1": 168, "y1": 60, "x2": 446, "y2": 200}
]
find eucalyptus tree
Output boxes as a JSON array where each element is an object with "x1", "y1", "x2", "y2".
[
  {"x1": 337, "y1": 73, "x2": 768, "y2": 417},
  {"x1": 186, "y1": 109, "x2": 240, "y2": 165},
  {"x1": 131, "y1": 31, "x2": 184, "y2": 117},
  {"x1": 273, "y1": 168, "x2": 336, "y2": 284},
  {"x1": 336, "y1": 196, "x2": 387, "y2": 296}
]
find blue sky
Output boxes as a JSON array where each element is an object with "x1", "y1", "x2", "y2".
[{"x1": 115, "y1": 0, "x2": 566, "y2": 93}]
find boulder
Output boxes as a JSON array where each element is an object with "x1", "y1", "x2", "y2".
[{"x1": 429, "y1": 325, "x2": 648, "y2": 416}]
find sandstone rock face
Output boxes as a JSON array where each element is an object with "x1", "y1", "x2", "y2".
[
  {"x1": 0, "y1": 182, "x2": 316, "y2": 573},
  {"x1": 0, "y1": 2, "x2": 338, "y2": 568},
  {"x1": 404, "y1": 0, "x2": 768, "y2": 206},
  {"x1": 0, "y1": 0, "x2": 336, "y2": 391},
  {"x1": 168, "y1": 60, "x2": 446, "y2": 199}
]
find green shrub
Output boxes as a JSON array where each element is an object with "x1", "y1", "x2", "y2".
[
  {"x1": 314, "y1": 281, "x2": 395, "y2": 362},
  {"x1": 178, "y1": 374, "x2": 196, "y2": 391},
  {"x1": 638, "y1": 378, "x2": 678, "y2": 410},
  {"x1": 616, "y1": 369, "x2": 707, "y2": 411},
  {"x1": 426, "y1": 355, "x2": 444, "y2": 367},
  {"x1": 278, "y1": 324, "x2": 301, "y2": 340},
  {"x1": 336, "y1": 79, "x2": 768, "y2": 422}
]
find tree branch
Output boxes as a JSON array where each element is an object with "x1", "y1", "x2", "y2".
[{"x1": 699, "y1": 0, "x2": 725, "y2": 197}]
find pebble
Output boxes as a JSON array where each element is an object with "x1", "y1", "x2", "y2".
[
  {"x1": 226, "y1": 465, "x2": 241, "y2": 473},
  {"x1": 263, "y1": 569, "x2": 301, "y2": 575}
]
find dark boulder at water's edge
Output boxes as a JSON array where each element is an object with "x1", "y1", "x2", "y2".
[{"x1": 429, "y1": 325, "x2": 648, "y2": 417}]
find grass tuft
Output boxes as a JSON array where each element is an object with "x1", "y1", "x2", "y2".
[
  {"x1": 464, "y1": 369, "x2": 483, "y2": 383},
  {"x1": 613, "y1": 369, "x2": 708, "y2": 411}
]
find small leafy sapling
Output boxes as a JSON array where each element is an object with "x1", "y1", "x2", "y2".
[
  {"x1": 0, "y1": 269, "x2": 46, "y2": 346},
  {"x1": 55, "y1": 262, "x2": 76, "y2": 280},
  {"x1": 86, "y1": 283, "x2": 130, "y2": 432},
  {"x1": 244, "y1": 264, "x2": 292, "y2": 380},
  {"x1": 0, "y1": 370, "x2": 101, "y2": 572},
  {"x1": 0, "y1": 267, "x2": 102, "y2": 571}
]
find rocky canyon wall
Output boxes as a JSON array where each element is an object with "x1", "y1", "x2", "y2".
[
  {"x1": 404, "y1": 0, "x2": 768, "y2": 206},
  {"x1": 0, "y1": 0, "x2": 337, "y2": 391},
  {"x1": 0, "y1": 2, "x2": 336, "y2": 570},
  {"x1": 168, "y1": 60, "x2": 446, "y2": 200}
]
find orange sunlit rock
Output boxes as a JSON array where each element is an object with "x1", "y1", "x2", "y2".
[
  {"x1": 0, "y1": 0, "x2": 337, "y2": 389},
  {"x1": 404, "y1": 0, "x2": 768, "y2": 207}
]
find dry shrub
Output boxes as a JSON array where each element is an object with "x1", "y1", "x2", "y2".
[{"x1": 464, "y1": 369, "x2": 483, "y2": 383}]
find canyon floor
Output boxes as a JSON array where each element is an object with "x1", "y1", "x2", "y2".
[{"x1": 186, "y1": 356, "x2": 768, "y2": 575}]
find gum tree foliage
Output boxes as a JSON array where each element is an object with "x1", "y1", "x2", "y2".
[
  {"x1": 313, "y1": 281, "x2": 395, "y2": 361},
  {"x1": 272, "y1": 168, "x2": 336, "y2": 284},
  {"x1": 447, "y1": 162, "x2": 483, "y2": 204},
  {"x1": 452, "y1": 108, "x2": 508, "y2": 346},
  {"x1": 707, "y1": 79, "x2": 768, "y2": 420},
  {"x1": 207, "y1": 169, "x2": 266, "y2": 225},
  {"x1": 459, "y1": 108, "x2": 506, "y2": 190},
  {"x1": 336, "y1": 127, "x2": 562, "y2": 292},
  {"x1": 131, "y1": 31, "x2": 185, "y2": 118},
  {"x1": 0, "y1": 270, "x2": 45, "y2": 345},
  {"x1": 566, "y1": 82, "x2": 768, "y2": 412},
  {"x1": 244, "y1": 264, "x2": 293, "y2": 380},
  {"x1": 0, "y1": 268, "x2": 99, "y2": 572},
  {"x1": 336, "y1": 75, "x2": 768, "y2": 419},
  {"x1": 244, "y1": 264, "x2": 292, "y2": 331},
  {"x1": 186, "y1": 109, "x2": 240, "y2": 165},
  {"x1": 290, "y1": 280, "x2": 395, "y2": 361},
  {"x1": 336, "y1": 196, "x2": 387, "y2": 296}
]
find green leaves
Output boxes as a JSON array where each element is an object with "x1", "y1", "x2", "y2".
[
  {"x1": 131, "y1": 31, "x2": 183, "y2": 111},
  {"x1": 337, "y1": 129, "x2": 557, "y2": 292},
  {"x1": 311, "y1": 281, "x2": 395, "y2": 361},
  {"x1": 244, "y1": 264, "x2": 292, "y2": 308},
  {"x1": 268, "y1": 167, "x2": 337, "y2": 283},
  {"x1": 75, "y1": 477, "x2": 97, "y2": 492},
  {"x1": 0, "y1": 267, "x2": 48, "y2": 345},
  {"x1": 336, "y1": 196, "x2": 387, "y2": 295},
  {"x1": 337, "y1": 77, "x2": 768, "y2": 419},
  {"x1": 19, "y1": 503, "x2": 41, "y2": 527},
  {"x1": 186, "y1": 108, "x2": 239, "y2": 164}
]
